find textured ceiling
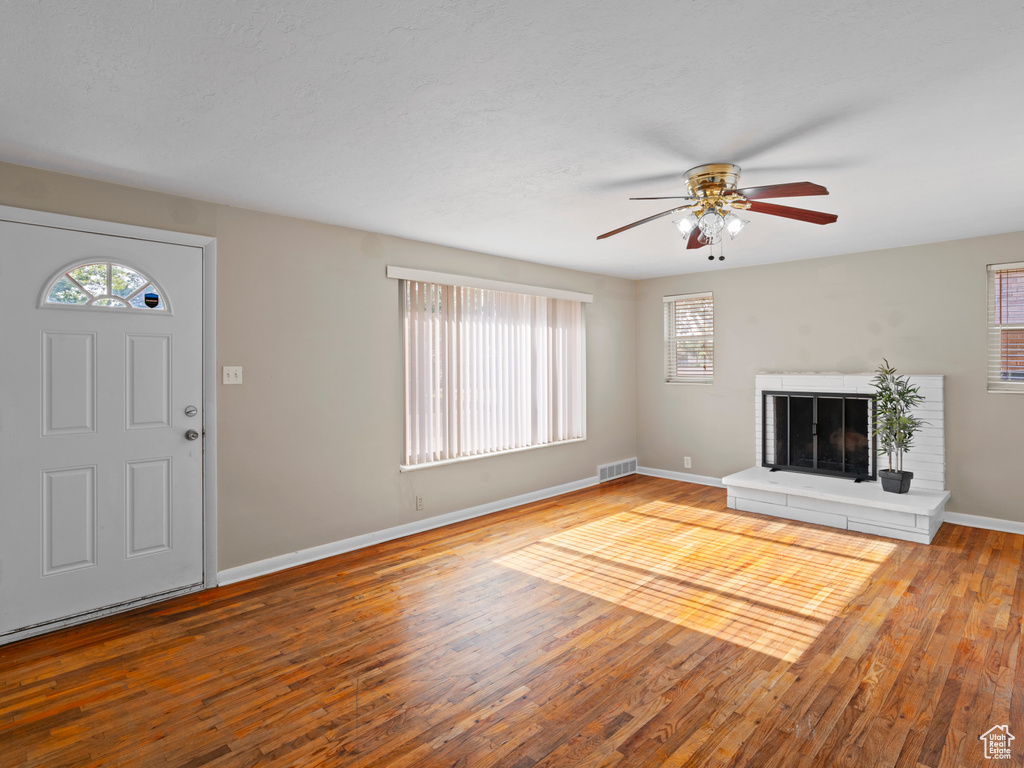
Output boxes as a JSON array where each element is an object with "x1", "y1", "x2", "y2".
[{"x1": 2, "y1": 1, "x2": 1023, "y2": 278}]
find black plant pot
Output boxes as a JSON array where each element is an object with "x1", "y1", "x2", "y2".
[{"x1": 879, "y1": 469, "x2": 914, "y2": 494}]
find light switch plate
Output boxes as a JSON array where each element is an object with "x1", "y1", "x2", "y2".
[{"x1": 223, "y1": 366, "x2": 243, "y2": 385}]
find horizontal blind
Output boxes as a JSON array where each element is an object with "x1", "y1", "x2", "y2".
[
  {"x1": 987, "y1": 262, "x2": 1024, "y2": 393},
  {"x1": 664, "y1": 292, "x2": 714, "y2": 383},
  {"x1": 402, "y1": 280, "x2": 586, "y2": 467}
]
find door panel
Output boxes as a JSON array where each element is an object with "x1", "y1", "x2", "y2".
[
  {"x1": 126, "y1": 458, "x2": 173, "y2": 558},
  {"x1": 0, "y1": 222, "x2": 204, "y2": 637},
  {"x1": 42, "y1": 331, "x2": 97, "y2": 435},
  {"x1": 41, "y1": 466, "x2": 98, "y2": 574},
  {"x1": 125, "y1": 334, "x2": 172, "y2": 430}
]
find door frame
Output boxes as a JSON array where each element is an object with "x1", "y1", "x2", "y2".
[{"x1": 0, "y1": 204, "x2": 218, "y2": 642}]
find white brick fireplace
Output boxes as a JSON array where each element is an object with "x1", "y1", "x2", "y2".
[{"x1": 723, "y1": 373, "x2": 951, "y2": 543}]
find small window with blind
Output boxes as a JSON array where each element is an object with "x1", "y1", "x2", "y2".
[
  {"x1": 664, "y1": 292, "x2": 714, "y2": 384},
  {"x1": 388, "y1": 266, "x2": 590, "y2": 469},
  {"x1": 988, "y1": 262, "x2": 1024, "y2": 393}
]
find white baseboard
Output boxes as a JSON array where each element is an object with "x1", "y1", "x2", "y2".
[
  {"x1": 945, "y1": 512, "x2": 1024, "y2": 536},
  {"x1": 216, "y1": 472, "x2": 1024, "y2": 588},
  {"x1": 217, "y1": 475, "x2": 600, "y2": 586},
  {"x1": 637, "y1": 466, "x2": 725, "y2": 488}
]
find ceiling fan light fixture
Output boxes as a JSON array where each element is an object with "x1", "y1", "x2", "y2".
[
  {"x1": 595, "y1": 163, "x2": 837, "y2": 247},
  {"x1": 697, "y1": 209, "x2": 725, "y2": 240},
  {"x1": 673, "y1": 212, "x2": 699, "y2": 239},
  {"x1": 724, "y1": 211, "x2": 749, "y2": 239}
]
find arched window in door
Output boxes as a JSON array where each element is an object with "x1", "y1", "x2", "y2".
[{"x1": 41, "y1": 262, "x2": 169, "y2": 312}]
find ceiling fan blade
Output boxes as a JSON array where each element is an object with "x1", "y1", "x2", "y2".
[
  {"x1": 746, "y1": 200, "x2": 838, "y2": 225},
  {"x1": 629, "y1": 196, "x2": 694, "y2": 201},
  {"x1": 686, "y1": 228, "x2": 704, "y2": 250},
  {"x1": 740, "y1": 162, "x2": 851, "y2": 174},
  {"x1": 727, "y1": 110, "x2": 853, "y2": 164},
  {"x1": 732, "y1": 182, "x2": 828, "y2": 200},
  {"x1": 592, "y1": 171, "x2": 687, "y2": 191},
  {"x1": 597, "y1": 205, "x2": 690, "y2": 240}
]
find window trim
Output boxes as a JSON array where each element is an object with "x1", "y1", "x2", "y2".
[
  {"x1": 664, "y1": 291, "x2": 714, "y2": 385},
  {"x1": 398, "y1": 437, "x2": 587, "y2": 472},
  {"x1": 386, "y1": 265, "x2": 593, "y2": 303},
  {"x1": 987, "y1": 261, "x2": 1024, "y2": 394}
]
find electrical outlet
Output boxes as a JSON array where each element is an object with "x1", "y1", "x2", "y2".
[
  {"x1": 415, "y1": 495, "x2": 424, "y2": 511},
  {"x1": 222, "y1": 366, "x2": 243, "y2": 385},
  {"x1": 684, "y1": 456, "x2": 692, "y2": 469}
]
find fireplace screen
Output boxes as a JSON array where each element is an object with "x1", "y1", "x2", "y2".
[{"x1": 762, "y1": 391, "x2": 876, "y2": 481}]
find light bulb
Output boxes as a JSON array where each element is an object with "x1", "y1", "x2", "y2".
[
  {"x1": 724, "y1": 211, "x2": 749, "y2": 239},
  {"x1": 697, "y1": 210, "x2": 725, "y2": 239},
  {"x1": 674, "y1": 212, "x2": 699, "y2": 239}
]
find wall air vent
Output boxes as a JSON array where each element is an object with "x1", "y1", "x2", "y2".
[{"x1": 598, "y1": 458, "x2": 638, "y2": 483}]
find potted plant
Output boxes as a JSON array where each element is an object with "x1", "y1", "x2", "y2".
[{"x1": 871, "y1": 359, "x2": 926, "y2": 494}]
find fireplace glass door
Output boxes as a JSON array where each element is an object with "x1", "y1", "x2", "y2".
[{"x1": 762, "y1": 391, "x2": 875, "y2": 481}]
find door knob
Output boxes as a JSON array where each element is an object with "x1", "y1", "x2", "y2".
[{"x1": 185, "y1": 429, "x2": 200, "y2": 441}]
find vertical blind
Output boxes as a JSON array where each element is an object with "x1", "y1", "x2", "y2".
[
  {"x1": 988, "y1": 262, "x2": 1024, "y2": 393},
  {"x1": 402, "y1": 280, "x2": 586, "y2": 467},
  {"x1": 664, "y1": 292, "x2": 714, "y2": 383}
]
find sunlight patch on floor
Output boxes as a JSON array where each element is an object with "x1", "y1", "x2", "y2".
[{"x1": 495, "y1": 500, "x2": 897, "y2": 662}]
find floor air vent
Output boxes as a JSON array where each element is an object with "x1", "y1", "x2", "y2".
[{"x1": 598, "y1": 458, "x2": 638, "y2": 483}]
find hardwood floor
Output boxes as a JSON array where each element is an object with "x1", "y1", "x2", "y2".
[{"x1": 1, "y1": 476, "x2": 1021, "y2": 767}]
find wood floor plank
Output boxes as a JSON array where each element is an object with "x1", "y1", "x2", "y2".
[{"x1": 1, "y1": 476, "x2": 1021, "y2": 767}]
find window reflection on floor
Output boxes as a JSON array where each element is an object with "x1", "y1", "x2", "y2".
[{"x1": 496, "y1": 500, "x2": 897, "y2": 662}]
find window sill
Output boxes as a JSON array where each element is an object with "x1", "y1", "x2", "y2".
[{"x1": 400, "y1": 436, "x2": 587, "y2": 472}]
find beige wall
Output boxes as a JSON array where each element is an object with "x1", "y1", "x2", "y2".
[
  {"x1": 635, "y1": 233, "x2": 1024, "y2": 523},
  {"x1": 0, "y1": 161, "x2": 637, "y2": 570},
  {"x1": 4, "y1": 158, "x2": 1022, "y2": 571}
]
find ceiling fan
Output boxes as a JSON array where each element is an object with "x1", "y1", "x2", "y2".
[{"x1": 597, "y1": 163, "x2": 838, "y2": 259}]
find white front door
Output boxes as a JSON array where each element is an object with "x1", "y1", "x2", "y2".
[{"x1": 0, "y1": 220, "x2": 205, "y2": 638}]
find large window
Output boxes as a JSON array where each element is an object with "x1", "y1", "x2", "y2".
[
  {"x1": 391, "y1": 267, "x2": 589, "y2": 468},
  {"x1": 664, "y1": 292, "x2": 714, "y2": 383},
  {"x1": 988, "y1": 262, "x2": 1024, "y2": 393}
]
